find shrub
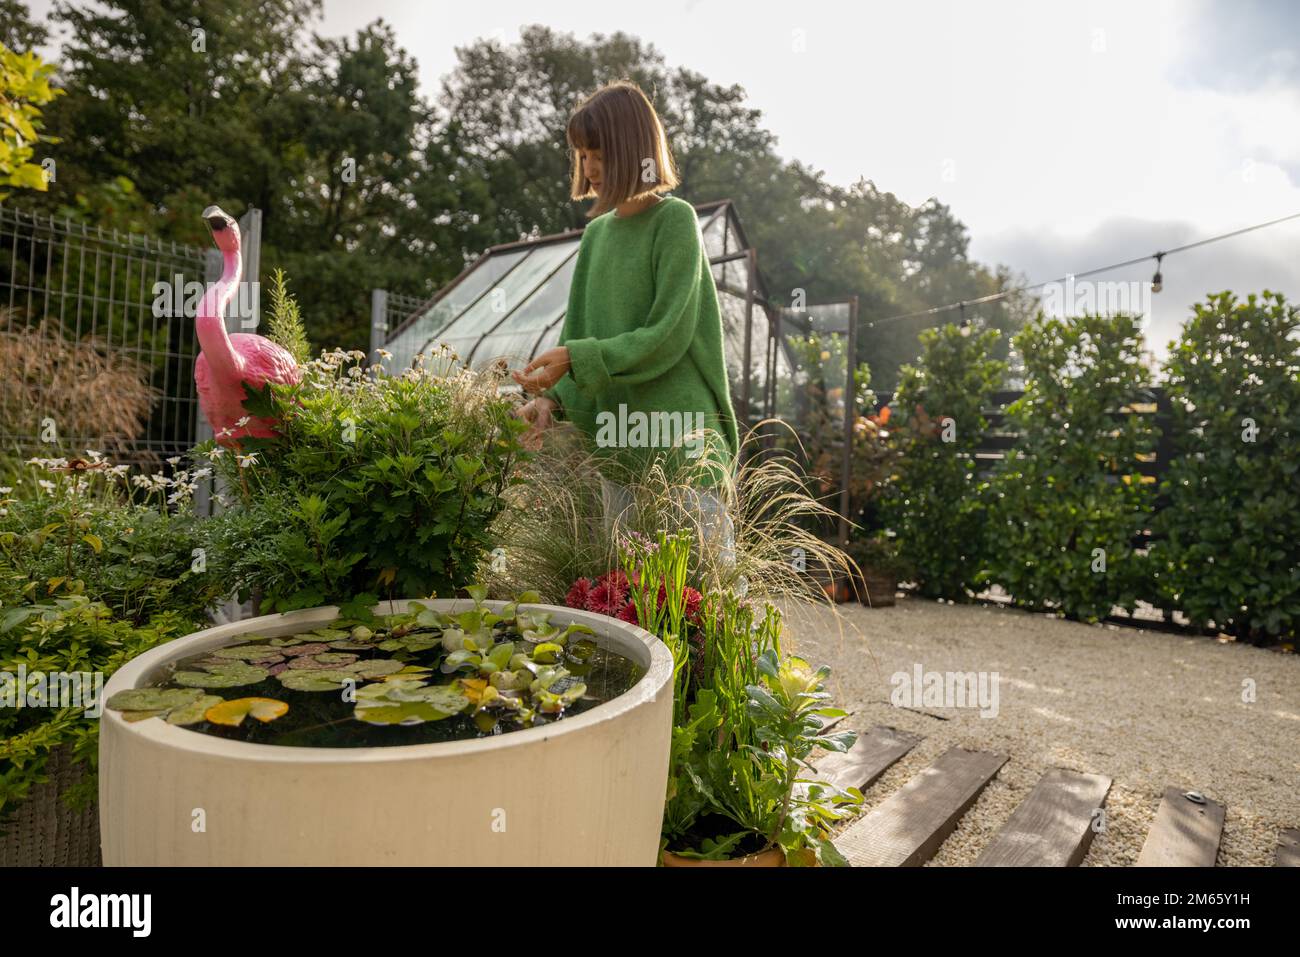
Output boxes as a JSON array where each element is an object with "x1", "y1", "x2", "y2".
[
  {"x1": 206, "y1": 347, "x2": 529, "y2": 609},
  {"x1": 0, "y1": 595, "x2": 190, "y2": 832},
  {"x1": 986, "y1": 313, "x2": 1158, "y2": 621},
  {"x1": 882, "y1": 323, "x2": 1005, "y2": 598},
  {"x1": 1155, "y1": 291, "x2": 1300, "y2": 640},
  {"x1": 0, "y1": 455, "x2": 222, "y2": 624}
]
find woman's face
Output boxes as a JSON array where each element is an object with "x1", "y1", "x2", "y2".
[{"x1": 578, "y1": 147, "x2": 603, "y2": 194}]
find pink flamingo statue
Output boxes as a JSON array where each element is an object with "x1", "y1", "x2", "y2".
[{"x1": 195, "y1": 205, "x2": 301, "y2": 446}]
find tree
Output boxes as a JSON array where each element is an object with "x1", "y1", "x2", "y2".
[{"x1": 0, "y1": 41, "x2": 61, "y2": 198}]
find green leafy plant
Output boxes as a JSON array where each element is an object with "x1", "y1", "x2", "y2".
[
  {"x1": 266, "y1": 268, "x2": 311, "y2": 366},
  {"x1": 882, "y1": 322, "x2": 1005, "y2": 599},
  {"x1": 985, "y1": 313, "x2": 1158, "y2": 622},
  {"x1": 0, "y1": 595, "x2": 190, "y2": 833},
  {"x1": 1155, "y1": 291, "x2": 1300, "y2": 641},
  {"x1": 622, "y1": 531, "x2": 860, "y2": 865},
  {"x1": 0, "y1": 455, "x2": 224, "y2": 625},
  {"x1": 204, "y1": 346, "x2": 529, "y2": 610},
  {"x1": 844, "y1": 530, "x2": 911, "y2": 580}
]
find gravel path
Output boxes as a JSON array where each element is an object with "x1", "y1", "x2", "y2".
[{"x1": 780, "y1": 597, "x2": 1300, "y2": 866}]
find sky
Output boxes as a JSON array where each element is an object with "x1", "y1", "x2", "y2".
[{"x1": 27, "y1": 0, "x2": 1300, "y2": 357}]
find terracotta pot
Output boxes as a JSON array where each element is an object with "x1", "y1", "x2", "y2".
[
  {"x1": 821, "y1": 578, "x2": 853, "y2": 604},
  {"x1": 661, "y1": 845, "x2": 785, "y2": 867}
]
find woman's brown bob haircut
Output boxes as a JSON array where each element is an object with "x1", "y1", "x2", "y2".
[{"x1": 567, "y1": 81, "x2": 680, "y2": 218}]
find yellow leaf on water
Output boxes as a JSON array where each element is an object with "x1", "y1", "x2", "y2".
[{"x1": 205, "y1": 697, "x2": 289, "y2": 727}]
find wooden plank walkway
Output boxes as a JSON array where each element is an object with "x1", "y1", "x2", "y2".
[
  {"x1": 837, "y1": 747, "x2": 1007, "y2": 866},
  {"x1": 1275, "y1": 828, "x2": 1300, "y2": 867},
  {"x1": 975, "y1": 769, "x2": 1112, "y2": 866},
  {"x1": 814, "y1": 725, "x2": 921, "y2": 793},
  {"x1": 1134, "y1": 787, "x2": 1225, "y2": 867}
]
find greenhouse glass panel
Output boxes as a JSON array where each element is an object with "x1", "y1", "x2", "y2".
[
  {"x1": 433, "y1": 242, "x2": 576, "y2": 362},
  {"x1": 468, "y1": 252, "x2": 579, "y2": 367},
  {"x1": 701, "y1": 207, "x2": 727, "y2": 259},
  {"x1": 385, "y1": 247, "x2": 529, "y2": 370}
]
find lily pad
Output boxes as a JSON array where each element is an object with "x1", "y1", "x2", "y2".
[
  {"x1": 122, "y1": 709, "x2": 167, "y2": 722},
  {"x1": 354, "y1": 683, "x2": 469, "y2": 726},
  {"x1": 166, "y1": 694, "x2": 224, "y2": 726},
  {"x1": 326, "y1": 639, "x2": 374, "y2": 651},
  {"x1": 268, "y1": 636, "x2": 319, "y2": 647},
  {"x1": 172, "y1": 661, "x2": 269, "y2": 689},
  {"x1": 281, "y1": 642, "x2": 330, "y2": 657},
  {"x1": 205, "y1": 697, "x2": 289, "y2": 727},
  {"x1": 378, "y1": 636, "x2": 440, "y2": 653},
  {"x1": 211, "y1": 645, "x2": 285, "y2": 662},
  {"x1": 310, "y1": 628, "x2": 349, "y2": 640},
  {"x1": 345, "y1": 658, "x2": 404, "y2": 679},
  {"x1": 287, "y1": 652, "x2": 358, "y2": 670},
  {"x1": 531, "y1": 642, "x2": 564, "y2": 664},
  {"x1": 106, "y1": 687, "x2": 204, "y2": 713},
  {"x1": 276, "y1": 669, "x2": 357, "y2": 692}
]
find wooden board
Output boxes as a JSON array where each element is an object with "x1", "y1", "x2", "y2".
[
  {"x1": 1134, "y1": 787, "x2": 1225, "y2": 867},
  {"x1": 1275, "y1": 828, "x2": 1300, "y2": 867},
  {"x1": 813, "y1": 725, "x2": 922, "y2": 794},
  {"x1": 836, "y1": 747, "x2": 1007, "y2": 867},
  {"x1": 974, "y1": 769, "x2": 1112, "y2": 867}
]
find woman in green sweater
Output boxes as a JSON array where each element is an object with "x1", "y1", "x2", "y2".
[{"x1": 513, "y1": 80, "x2": 739, "y2": 483}]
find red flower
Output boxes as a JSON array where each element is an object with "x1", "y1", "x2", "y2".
[
  {"x1": 565, "y1": 577, "x2": 592, "y2": 610},
  {"x1": 617, "y1": 602, "x2": 640, "y2": 624},
  {"x1": 682, "y1": 587, "x2": 703, "y2": 624},
  {"x1": 586, "y1": 578, "x2": 628, "y2": 616}
]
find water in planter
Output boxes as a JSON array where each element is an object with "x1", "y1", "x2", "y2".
[{"x1": 105, "y1": 599, "x2": 644, "y2": 747}]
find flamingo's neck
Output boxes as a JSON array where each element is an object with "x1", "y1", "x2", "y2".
[{"x1": 196, "y1": 244, "x2": 244, "y2": 380}]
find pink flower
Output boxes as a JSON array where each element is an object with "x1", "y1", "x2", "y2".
[{"x1": 682, "y1": 587, "x2": 703, "y2": 624}]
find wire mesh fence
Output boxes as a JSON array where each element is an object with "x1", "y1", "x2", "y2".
[{"x1": 0, "y1": 204, "x2": 218, "y2": 471}]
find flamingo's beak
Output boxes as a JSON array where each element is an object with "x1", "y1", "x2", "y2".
[{"x1": 202, "y1": 205, "x2": 231, "y2": 232}]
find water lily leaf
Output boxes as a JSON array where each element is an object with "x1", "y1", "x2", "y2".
[
  {"x1": 473, "y1": 712, "x2": 497, "y2": 733},
  {"x1": 352, "y1": 699, "x2": 454, "y2": 726},
  {"x1": 380, "y1": 665, "x2": 433, "y2": 680},
  {"x1": 166, "y1": 694, "x2": 224, "y2": 726},
  {"x1": 281, "y1": 642, "x2": 330, "y2": 657},
  {"x1": 122, "y1": 709, "x2": 167, "y2": 722},
  {"x1": 277, "y1": 669, "x2": 357, "y2": 692},
  {"x1": 287, "y1": 652, "x2": 358, "y2": 670},
  {"x1": 327, "y1": 640, "x2": 372, "y2": 650},
  {"x1": 345, "y1": 658, "x2": 404, "y2": 679},
  {"x1": 379, "y1": 636, "x2": 440, "y2": 653},
  {"x1": 532, "y1": 642, "x2": 565, "y2": 664},
  {"x1": 172, "y1": 661, "x2": 268, "y2": 688},
  {"x1": 269, "y1": 636, "x2": 318, "y2": 647},
  {"x1": 268, "y1": 663, "x2": 288, "y2": 676},
  {"x1": 310, "y1": 628, "x2": 349, "y2": 640},
  {"x1": 107, "y1": 687, "x2": 204, "y2": 713},
  {"x1": 205, "y1": 697, "x2": 289, "y2": 727},
  {"x1": 212, "y1": 645, "x2": 285, "y2": 662},
  {"x1": 569, "y1": 638, "x2": 597, "y2": 658}
]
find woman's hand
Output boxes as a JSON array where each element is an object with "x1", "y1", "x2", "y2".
[
  {"x1": 512, "y1": 346, "x2": 571, "y2": 393},
  {"x1": 514, "y1": 395, "x2": 558, "y2": 451}
]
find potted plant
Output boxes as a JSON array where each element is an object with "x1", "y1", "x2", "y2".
[
  {"x1": 845, "y1": 531, "x2": 909, "y2": 607},
  {"x1": 98, "y1": 589, "x2": 674, "y2": 865},
  {"x1": 603, "y1": 531, "x2": 862, "y2": 866}
]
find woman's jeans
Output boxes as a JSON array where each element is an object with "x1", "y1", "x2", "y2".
[{"x1": 599, "y1": 475, "x2": 736, "y2": 570}]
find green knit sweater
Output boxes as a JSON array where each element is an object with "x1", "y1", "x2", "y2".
[{"x1": 545, "y1": 195, "x2": 739, "y2": 479}]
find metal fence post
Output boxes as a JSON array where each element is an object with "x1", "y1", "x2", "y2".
[{"x1": 370, "y1": 288, "x2": 389, "y2": 369}]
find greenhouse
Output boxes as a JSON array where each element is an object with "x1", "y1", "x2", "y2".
[{"x1": 377, "y1": 200, "x2": 846, "y2": 434}]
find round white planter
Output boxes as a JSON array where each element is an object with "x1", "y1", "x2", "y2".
[{"x1": 99, "y1": 600, "x2": 673, "y2": 866}]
